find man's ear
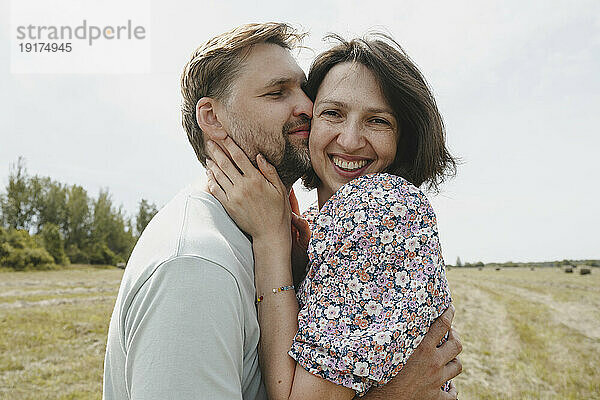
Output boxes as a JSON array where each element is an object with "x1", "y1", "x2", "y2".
[{"x1": 196, "y1": 97, "x2": 227, "y2": 140}]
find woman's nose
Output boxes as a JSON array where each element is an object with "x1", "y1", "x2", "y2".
[{"x1": 336, "y1": 122, "x2": 366, "y2": 152}]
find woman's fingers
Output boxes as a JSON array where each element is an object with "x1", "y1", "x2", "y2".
[
  {"x1": 290, "y1": 213, "x2": 302, "y2": 229},
  {"x1": 291, "y1": 213, "x2": 311, "y2": 246},
  {"x1": 206, "y1": 158, "x2": 233, "y2": 193},
  {"x1": 292, "y1": 214, "x2": 310, "y2": 231},
  {"x1": 206, "y1": 140, "x2": 243, "y2": 184},
  {"x1": 217, "y1": 136, "x2": 257, "y2": 176},
  {"x1": 257, "y1": 153, "x2": 284, "y2": 191},
  {"x1": 289, "y1": 189, "x2": 300, "y2": 215},
  {"x1": 206, "y1": 168, "x2": 228, "y2": 203}
]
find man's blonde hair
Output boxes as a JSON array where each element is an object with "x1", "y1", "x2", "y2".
[{"x1": 180, "y1": 22, "x2": 306, "y2": 165}]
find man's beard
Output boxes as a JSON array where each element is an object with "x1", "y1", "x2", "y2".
[
  {"x1": 228, "y1": 115, "x2": 312, "y2": 188},
  {"x1": 276, "y1": 119, "x2": 312, "y2": 187}
]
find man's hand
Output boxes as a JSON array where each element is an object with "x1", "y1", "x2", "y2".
[{"x1": 364, "y1": 305, "x2": 463, "y2": 400}]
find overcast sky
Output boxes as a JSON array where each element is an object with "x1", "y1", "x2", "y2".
[{"x1": 1, "y1": 0, "x2": 599, "y2": 264}]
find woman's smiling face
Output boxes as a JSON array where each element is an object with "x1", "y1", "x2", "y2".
[{"x1": 309, "y1": 62, "x2": 399, "y2": 206}]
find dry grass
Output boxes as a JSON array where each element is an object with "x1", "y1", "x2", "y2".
[
  {"x1": 1, "y1": 266, "x2": 599, "y2": 399},
  {"x1": 0, "y1": 266, "x2": 121, "y2": 400},
  {"x1": 450, "y1": 267, "x2": 600, "y2": 399}
]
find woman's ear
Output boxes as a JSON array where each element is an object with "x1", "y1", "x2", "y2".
[{"x1": 196, "y1": 97, "x2": 227, "y2": 140}]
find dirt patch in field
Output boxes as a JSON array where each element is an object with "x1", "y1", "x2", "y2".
[
  {"x1": 450, "y1": 278, "x2": 521, "y2": 397},
  {"x1": 0, "y1": 286, "x2": 117, "y2": 299},
  {"x1": 0, "y1": 295, "x2": 114, "y2": 309},
  {"x1": 491, "y1": 281, "x2": 600, "y2": 340}
]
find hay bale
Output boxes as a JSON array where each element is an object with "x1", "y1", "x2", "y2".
[
  {"x1": 580, "y1": 268, "x2": 591, "y2": 275},
  {"x1": 565, "y1": 267, "x2": 573, "y2": 273},
  {"x1": 478, "y1": 267, "x2": 483, "y2": 271},
  {"x1": 530, "y1": 267, "x2": 535, "y2": 271}
]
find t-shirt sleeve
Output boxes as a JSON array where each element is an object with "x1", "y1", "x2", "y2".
[
  {"x1": 288, "y1": 174, "x2": 452, "y2": 396},
  {"x1": 122, "y1": 256, "x2": 245, "y2": 400}
]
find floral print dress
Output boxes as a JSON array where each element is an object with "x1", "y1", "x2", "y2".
[{"x1": 288, "y1": 173, "x2": 452, "y2": 396}]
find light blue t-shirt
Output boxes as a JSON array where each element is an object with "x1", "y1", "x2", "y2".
[{"x1": 103, "y1": 178, "x2": 267, "y2": 400}]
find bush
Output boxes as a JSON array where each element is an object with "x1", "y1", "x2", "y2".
[
  {"x1": 6, "y1": 228, "x2": 32, "y2": 249},
  {"x1": 23, "y1": 247, "x2": 56, "y2": 270},
  {"x1": 1, "y1": 244, "x2": 54, "y2": 270},
  {"x1": 0, "y1": 242, "x2": 10, "y2": 259},
  {"x1": 0, "y1": 227, "x2": 55, "y2": 270},
  {"x1": 39, "y1": 223, "x2": 69, "y2": 265},
  {"x1": 2, "y1": 246, "x2": 29, "y2": 270},
  {"x1": 88, "y1": 243, "x2": 118, "y2": 265},
  {"x1": 66, "y1": 244, "x2": 90, "y2": 264}
]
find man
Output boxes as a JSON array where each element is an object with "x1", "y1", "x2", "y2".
[{"x1": 103, "y1": 22, "x2": 462, "y2": 400}]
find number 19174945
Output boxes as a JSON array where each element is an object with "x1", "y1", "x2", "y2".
[{"x1": 19, "y1": 42, "x2": 72, "y2": 52}]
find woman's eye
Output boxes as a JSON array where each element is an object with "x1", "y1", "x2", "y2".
[
  {"x1": 371, "y1": 117, "x2": 390, "y2": 126},
  {"x1": 322, "y1": 110, "x2": 340, "y2": 117}
]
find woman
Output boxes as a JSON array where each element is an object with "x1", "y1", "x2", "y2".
[{"x1": 206, "y1": 34, "x2": 457, "y2": 399}]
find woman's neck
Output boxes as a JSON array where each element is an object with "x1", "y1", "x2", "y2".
[{"x1": 316, "y1": 187, "x2": 333, "y2": 209}]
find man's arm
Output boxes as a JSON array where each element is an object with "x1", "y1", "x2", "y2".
[
  {"x1": 123, "y1": 256, "x2": 245, "y2": 400},
  {"x1": 363, "y1": 305, "x2": 463, "y2": 400}
]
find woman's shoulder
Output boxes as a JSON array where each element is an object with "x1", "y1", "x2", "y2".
[
  {"x1": 355, "y1": 172, "x2": 413, "y2": 186},
  {"x1": 332, "y1": 173, "x2": 423, "y2": 202},
  {"x1": 320, "y1": 173, "x2": 432, "y2": 220}
]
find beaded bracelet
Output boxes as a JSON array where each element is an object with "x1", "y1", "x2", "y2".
[
  {"x1": 256, "y1": 284, "x2": 295, "y2": 304},
  {"x1": 272, "y1": 285, "x2": 294, "y2": 293}
]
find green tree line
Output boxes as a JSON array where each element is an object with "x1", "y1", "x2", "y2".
[{"x1": 0, "y1": 157, "x2": 158, "y2": 270}]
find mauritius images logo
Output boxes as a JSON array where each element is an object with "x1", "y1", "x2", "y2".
[{"x1": 16, "y1": 20, "x2": 146, "y2": 46}]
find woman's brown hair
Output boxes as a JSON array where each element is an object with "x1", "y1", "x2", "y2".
[{"x1": 302, "y1": 33, "x2": 458, "y2": 193}]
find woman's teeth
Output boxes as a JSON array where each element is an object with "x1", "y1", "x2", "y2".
[{"x1": 332, "y1": 156, "x2": 369, "y2": 171}]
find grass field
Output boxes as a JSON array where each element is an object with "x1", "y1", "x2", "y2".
[{"x1": 1, "y1": 266, "x2": 599, "y2": 399}]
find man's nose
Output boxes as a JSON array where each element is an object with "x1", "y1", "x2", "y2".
[
  {"x1": 293, "y1": 90, "x2": 313, "y2": 119},
  {"x1": 336, "y1": 121, "x2": 366, "y2": 152}
]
